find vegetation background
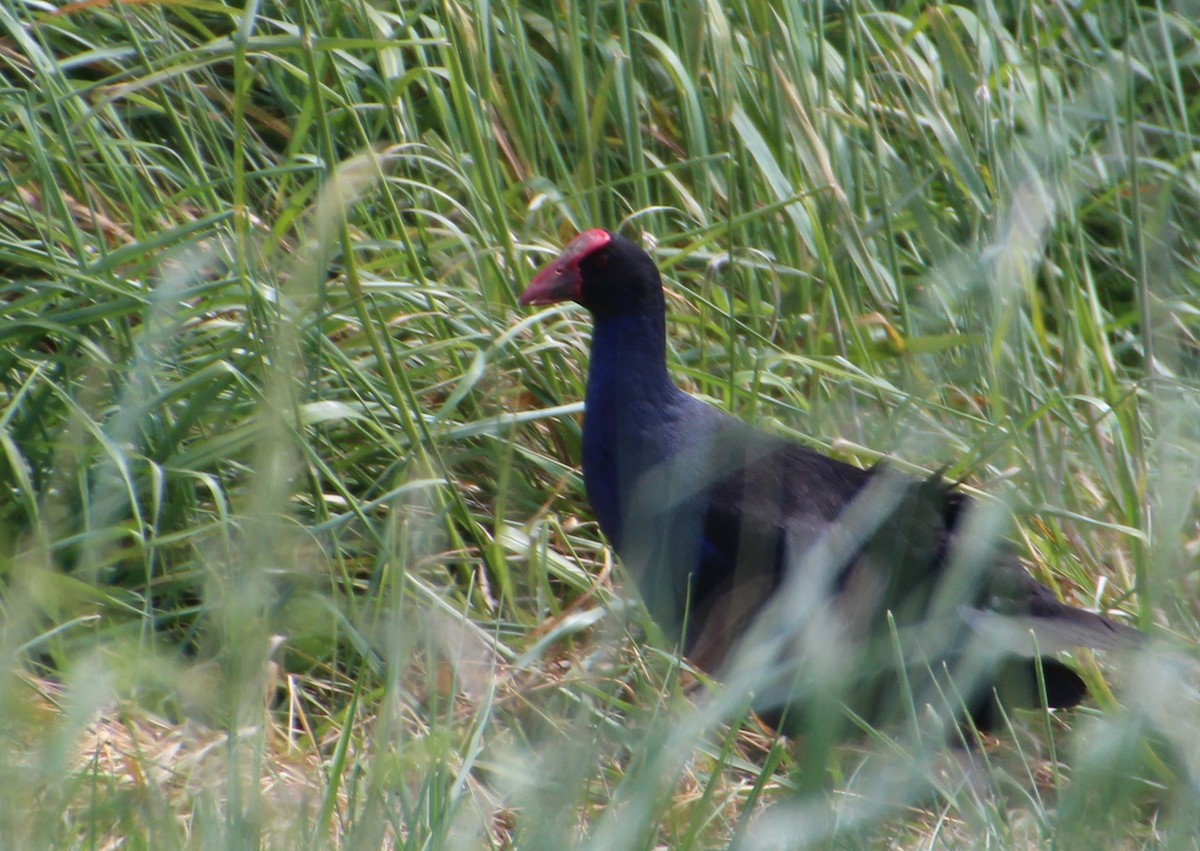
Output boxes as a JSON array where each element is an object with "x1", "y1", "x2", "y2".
[{"x1": 1, "y1": 0, "x2": 1198, "y2": 847}]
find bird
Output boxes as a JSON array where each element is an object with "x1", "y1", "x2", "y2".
[{"x1": 519, "y1": 228, "x2": 1141, "y2": 736}]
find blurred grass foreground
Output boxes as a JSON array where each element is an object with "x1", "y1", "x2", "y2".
[{"x1": 1, "y1": 0, "x2": 1199, "y2": 847}]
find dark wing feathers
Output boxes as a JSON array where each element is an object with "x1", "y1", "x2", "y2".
[{"x1": 670, "y1": 419, "x2": 1137, "y2": 728}]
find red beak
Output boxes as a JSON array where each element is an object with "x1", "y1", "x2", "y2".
[{"x1": 519, "y1": 229, "x2": 612, "y2": 305}]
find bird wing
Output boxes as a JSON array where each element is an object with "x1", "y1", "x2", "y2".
[
  {"x1": 684, "y1": 423, "x2": 1140, "y2": 668},
  {"x1": 963, "y1": 561, "x2": 1143, "y2": 654}
]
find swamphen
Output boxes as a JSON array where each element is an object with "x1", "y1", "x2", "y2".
[{"x1": 520, "y1": 229, "x2": 1140, "y2": 735}]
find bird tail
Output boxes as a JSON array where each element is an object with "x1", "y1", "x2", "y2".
[{"x1": 968, "y1": 657, "x2": 1088, "y2": 732}]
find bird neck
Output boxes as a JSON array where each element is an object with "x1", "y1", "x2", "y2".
[
  {"x1": 586, "y1": 309, "x2": 676, "y2": 409},
  {"x1": 582, "y1": 308, "x2": 685, "y2": 547}
]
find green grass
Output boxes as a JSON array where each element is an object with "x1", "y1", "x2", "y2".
[{"x1": 1, "y1": 0, "x2": 1198, "y2": 846}]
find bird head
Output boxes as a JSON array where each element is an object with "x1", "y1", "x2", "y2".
[{"x1": 519, "y1": 230, "x2": 663, "y2": 316}]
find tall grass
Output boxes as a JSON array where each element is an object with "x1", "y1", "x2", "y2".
[{"x1": 0, "y1": 0, "x2": 1197, "y2": 846}]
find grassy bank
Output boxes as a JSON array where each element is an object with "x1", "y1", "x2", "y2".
[{"x1": 1, "y1": 0, "x2": 1198, "y2": 846}]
